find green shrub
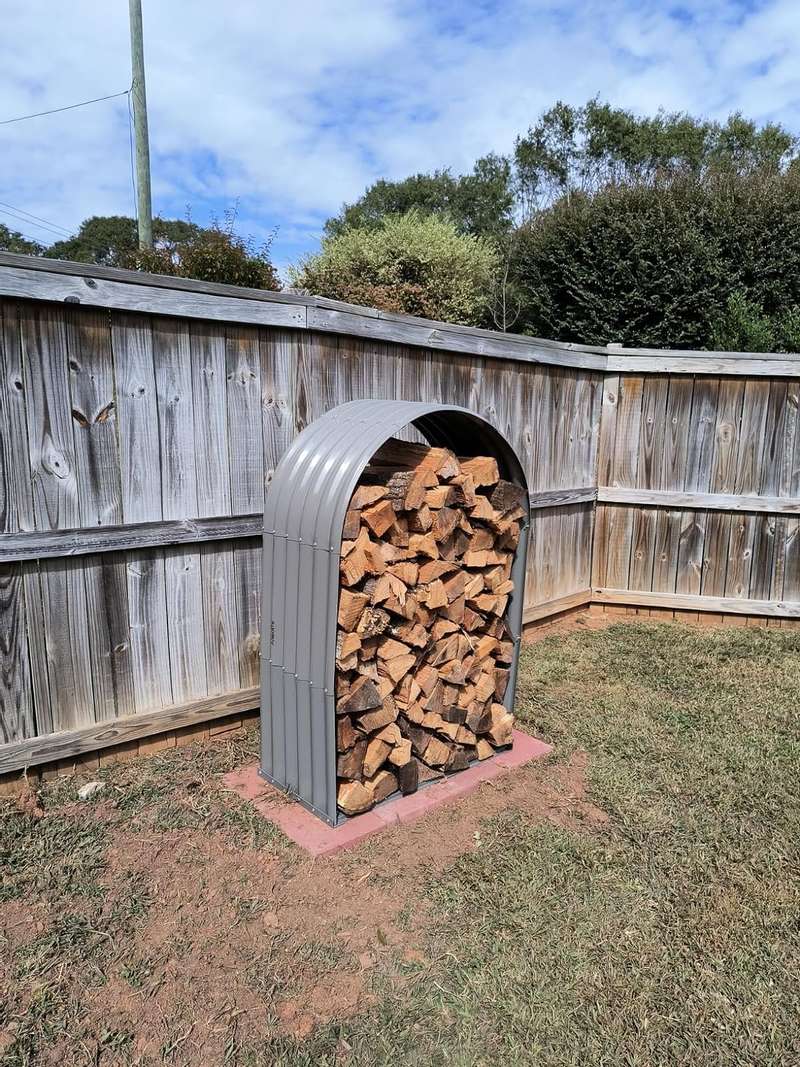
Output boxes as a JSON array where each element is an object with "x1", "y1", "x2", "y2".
[
  {"x1": 710, "y1": 292, "x2": 800, "y2": 352},
  {"x1": 513, "y1": 169, "x2": 800, "y2": 348},
  {"x1": 291, "y1": 210, "x2": 499, "y2": 325},
  {"x1": 129, "y1": 218, "x2": 279, "y2": 291}
]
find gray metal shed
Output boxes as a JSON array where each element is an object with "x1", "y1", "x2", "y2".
[{"x1": 260, "y1": 399, "x2": 530, "y2": 825}]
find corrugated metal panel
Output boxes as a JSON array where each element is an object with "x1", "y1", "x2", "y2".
[{"x1": 260, "y1": 400, "x2": 530, "y2": 824}]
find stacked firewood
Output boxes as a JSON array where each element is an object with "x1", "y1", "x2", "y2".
[{"x1": 335, "y1": 437, "x2": 525, "y2": 815}]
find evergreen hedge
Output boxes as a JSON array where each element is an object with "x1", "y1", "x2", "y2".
[{"x1": 513, "y1": 169, "x2": 800, "y2": 349}]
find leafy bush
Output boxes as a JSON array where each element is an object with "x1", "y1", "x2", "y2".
[
  {"x1": 291, "y1": 210, "x2": 498, "y2": 325},
  {"x1": 129, "y1": 216, "x2": 279, "y2": 290},
  {"x1": 513, "y1": 169, "x2": 800, "y2": 348},
  {"x1": 710, "y1": 292, "x2": 800, "y2": 352}
]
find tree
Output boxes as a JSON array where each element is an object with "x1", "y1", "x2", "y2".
[
  {"x1": 325, "y1": 154, "x2": 515, "y2": 240},
  {"x1": 0, "y1": 224, "x2": 44, "y2": 255},
  {"x1": 45, "y1": 215, "x2": 200, "y2": 267},
  {"x1": 291, "y1": 210, "x2": 498, "y2": 325},
  {"x1": 513, "y1": 100, "x2": 796, "y2": 216}
]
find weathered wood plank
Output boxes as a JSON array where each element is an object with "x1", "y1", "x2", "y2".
[
  {"x1": 226, "y1": 326, "x2": 264, "y2": 513},
  {"x1": 0, "y1": 564, "x2": 35, "y2": 743},
  {"x1": 596, "y1": 487, "x2": 800, "y2": 514},
  {"x1": 782, "y1": 384, "x2": 800, "y2": 602},
  {"x1": 605, "y1": 354, "x2": 800, "y2": 377},
  {"x1": 551, "y1": 368, "x2": 578, "y2": 494},
  {"x1": 0, "y1": 685, "x2": 260, "y2": 775},
  {"x1": 529, "y1": 487, "x2": 596, "y2": 508},
  {"x1": 260, "y1": 328, "x2": 296, "y2": 482},
  {"x1": 164, "y1": 545, "x2": 207, "y2": 702},
  {"x1": 234, "y1": 542, "x2": 261, "y2": 688},
  {"x1": 0, "y1": 265, "x2": 306, "y2": 330},
  {"x1": 66, "y1": 308, "x2": 122, "y2": 525},
  {"x1": 227, "y1": 326, "x2": 264, "y2": 688},
  {"x1": 594, "y1": 587, "x2": 800, "y2": 618},
  {"x1": 113, "y1": 312, "x2": 161, "y2": 523},
  {"x1": 724, "y1": 380, "x2": 770, "y2": 599},
  {"x1": 81, "y1": 554, "x2": 134, "y2": 721},
  {"x1": 591, "y1": 374, "x2": 620, "y2": 587},
  {"x1": 153, "y1": 318, "x2": 198, "y2": 519},
  {"x1": 522, "y1": 587, "x2": 592, "y2": 623},
  {"x1": 770, "y1": 381, "x2": 799, "y2": 599},
  {"x1": 65, "y1": 308, "x2": 133, "y2": 722},
  {"x1": 153, "y1": 318, "x2": 207, "y2": 703},
  {"x1": 0, "y1": 300, "x2": 32, "y2": 531},
  {"x1": 190, "y1": 322, "x2": 231, "y2": 516},
  {"x1": 112, "y1": 313, "x2": 172, "y2": 713},
  {"x1": 603, "y1": 376, "x2": 644, "y2": 587},
  {"x1": 0, "y1": 302, "x2": 47, "y2": 726},
  {"x1": 0, "y1": 485, "x2": 586, "y2": 564},
  {"x1": 701, "y1": 379, "x2": 745, "y2": 597},
  {"x1": 0, "y1": 302, "x2": 35, "y2": 741},
  {"x1": 0, "y1": 514, "x2": 263, "y2": 561},
  {"x1": 21, "y1": 304, "x2": 94, "y2": 730},
  {"x1": 126, "y1": 549, "x2": 172, "y2": 712},
  {"x1": 652, "y1": 376, "x2": 692, "y2": 591},
  {"x1": 307, "y1": 304, "x2": 608, "y2": 369},
  {"x1": 187, "y1": 322, "x2": 238, "y2": 696},
  {"x1": 5, "y1": 255, "x2": 800, "y2": 374},
  {"x1": 750, "y1": 381, "x2": 787, "y2": 600},
  {"x1": 200, "y1": 541, "x2": 239, "y2": 696},
  {"x1": 629, "y1": 377, "x2": 668, "y2": 590},
  {"x1": 675, "y1": 378, "x2": 720, "y2": 595}
]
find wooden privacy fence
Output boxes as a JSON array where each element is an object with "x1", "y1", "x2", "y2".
[{"x1": 1, "y1": 251, "x2": 799, "y2": 773}]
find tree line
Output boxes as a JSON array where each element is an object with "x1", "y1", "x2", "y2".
[
  {"x1": 4, "y1": 101, "x2": 799, "y2": 350},
  {"x1": 298, "y1": 101, "x2": 800, "y2": 350},
  {"x1": 0, "y1": 211, "x2": 279, "y2": 291}
]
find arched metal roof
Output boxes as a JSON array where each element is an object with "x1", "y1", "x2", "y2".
[{"x1": 260, "y1": 400, "x2": 530, "y2": 824}]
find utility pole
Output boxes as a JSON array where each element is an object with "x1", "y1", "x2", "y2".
[{"x1": 129, "y1": 0, "x2": 153, "y2": 248}]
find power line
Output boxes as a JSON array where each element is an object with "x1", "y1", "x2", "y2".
[
  {"x1": 0, "y1": 206, "x2": 71, "y2": 240},
  {"x1": 0, "y1": 89, "x2": 129, "y2": 126},
  {"x1": 0, "y1": 200, "x2": 73, "y2": 237},
  {"x1": 0, "y1": 223, "x2": 48, "y2": 248}
]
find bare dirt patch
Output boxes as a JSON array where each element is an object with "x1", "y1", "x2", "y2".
[{"x1": 70, "y1": 749, "x2": 598, "y2": 1056}]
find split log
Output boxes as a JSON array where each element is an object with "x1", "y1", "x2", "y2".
[
  {"x1": 337, "y1": 675, "x2": 382, "y2": 715},
  {"x1": 460, "y1": 455, "x2": 500, "y2": 486},
  {"x1": 363, "y1": 736, "x2": 392, "y2": 778},
  {"x1": 337, "y1": 780, "x2": 375, "y2": 815},
  {"x1": 397, "y1": 758, "x2": 419, "y2": 794},
  {"x1": 338, "y1": 590, "x2": 370, "y2": 632},
  {"x1": 357, "y1": 700, "x2": 398, "y2": 733},
  {"x1": 337, "y1": 740, "x2": 367, "y2": 780}
]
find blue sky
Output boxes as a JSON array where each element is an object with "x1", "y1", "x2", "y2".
[{"x1": 2, "y1": 0, "x2": 799, "y2": 277}]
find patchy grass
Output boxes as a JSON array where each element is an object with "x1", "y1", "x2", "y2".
[{"x1": 1, "y1": 622, "x2": 799, "y2": 1065}]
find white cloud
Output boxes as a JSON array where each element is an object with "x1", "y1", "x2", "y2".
[{"x1": 1, "y1": 0, "x2": 800, "y2": 271}]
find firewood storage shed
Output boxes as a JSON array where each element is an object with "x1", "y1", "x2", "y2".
[{"x1": 260, "y1": 399, "x2": 530, "y2": 825}]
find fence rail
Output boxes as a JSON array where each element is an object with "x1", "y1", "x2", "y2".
[{"x1": 1, "y1": 251, "x2": 798, "y2": 772}]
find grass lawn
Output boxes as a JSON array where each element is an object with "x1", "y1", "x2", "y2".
[{"x1": 1, "y1": 620, "x2": 799, "y2": 1065}]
